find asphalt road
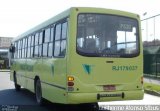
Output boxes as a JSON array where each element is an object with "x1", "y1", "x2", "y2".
[{"x1": 0, "y1": 71, "x2": 160, "y2": 111}]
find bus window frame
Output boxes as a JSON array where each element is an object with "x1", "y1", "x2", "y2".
[
  {"x1": 76, "y1": 13, "x2": 140, "y2": 58},
  {"x1": 12, "y1": 17, "x2": 68, "y2": 59},
  {"x1": 53, "y1": 19, "x2": 68, "y2": 58}
]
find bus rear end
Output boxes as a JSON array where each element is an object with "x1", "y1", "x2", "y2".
[{"x1": 67, "y1": 8, "x2": 143, "y2": 104}]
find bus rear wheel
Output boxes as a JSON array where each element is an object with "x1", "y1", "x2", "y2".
[
  {"x1": 80, "y1": 103, "x2": 99, "y2": 111},
  {"x1": 35, "y1": 79, "x2": 43, "y2": 105},
  {"x1": 13, "y1": 73, "x2": 21, "y2": 91}
]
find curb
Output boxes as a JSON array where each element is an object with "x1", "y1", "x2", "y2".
[
  {"x1": 0, "y1": 70, "x2": 10, "y2": 72},
  {"x1": 145, "y1": 89, "x2": 160, "y2": 97}
]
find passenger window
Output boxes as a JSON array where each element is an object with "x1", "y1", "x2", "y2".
[
  {"x1": 34, "y1": 46, "x2": 39, "y2": 57},
  {"x1": 45, "y1": 28, "x2": 50, "y2": 42},
  {"x1": 39, "y1": 45, "x2": 42, "y2": 57},
  {"x1": 34, "y1": 32, "x2": 39, "y2": 57},
  {"x1": 48, "y1": 43, "x2": 53, "y2": 57},
  {"x1": 35, "y1": 33, "x2": 39, "y2": 45},
  {"x1": 50, "y1": 27, "x2": 54, "y2": 42},
  {"x1": 31, "y1": 35, "x2": 35, "y2": 57},
  {"x1": 18, "y1": 41, "x2": 21, "y2": 50},
  {"x1": 31, "y1": 35, "x2": 35, "y2": 46},
  {"x1": 27, "y1": 36, "x2": 31, "y2": 58},
  {"x1": 27, "y1": 47, "x2": 30, "y2": 58},
  {"x1": 43, "y1": 43, "x2": 48, "y2": 57},
  {"x1": 24, "y1": 38, "x2": 28, "y2": 58},
  {"x1": 54, "y1": 41, "x2": 60, "y2": 56},
  {"x1": 23, "y1": 38, "x2": 25, "y2": 48},
  {"x1": 60, "y1": 40, "x2": 66, "y2": 56},
  {"x1": 28, "y1": 36, "x2": 31, "y2": 47},
  {"x1": 39, "y1": 32, "x2": 43, "y2": 44},
  {"x1": 21, "y1": 38, "x2": 26, "y2": 58},
  {"x1": 31, "y1": 47, "x2": 34, "y2": 57},
  {"x1": 54, "y1": 21, "x2": 67, "y2": 57},
  {"x1": 19, "y1": 40, "x2": 22, "y2": 58},
  {"x1": 62, "y1": 22, "x2": 67, "y2": 39},
  {"x1": 39, "y1": 31, "x2": 43, "y2": 57},
  {"x1": 55, "y1": 24, "x2": 61, "y2": 40},
  {"x1": 42, "y1": 27, "x2": 51, "y2": 57}
]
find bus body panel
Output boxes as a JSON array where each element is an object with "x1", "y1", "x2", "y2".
[
  {"x1": 11, "y1": 58, "x2": 68, "y2": 103},
  {"x1": 67, "y1": 90, "x2": 143, "y2": 104},
  {"x1": 68, "y1": 57, "x2": 143, "y2": 91},
  {"x1": 39, "y1": 58, "x2": 67, "y2": 103},
  {"x1": 66, "y1": 7, "x2": 143, "y2": 103}
]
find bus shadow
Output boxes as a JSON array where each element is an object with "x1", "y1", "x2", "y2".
[
  {"x1": 0, "y1": 88, "x2": 37, "y2": 105},
  {"x1": 43, "y1": 101, "x2": 110, "y2": 111}
]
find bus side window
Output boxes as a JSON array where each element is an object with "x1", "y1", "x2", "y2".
[
  {"x1": 24, "y1": 37, "x2": 28, "y2": 58},
  {"x1": 50, "y1": 27, "x2": 54, "y2": 42},
  {"x1": 15, "y1": 42, "x2": 18, "y2": 59},
  {"x1": 17, "y1": 41, "x2": 19, "y2": 59},
  {"x1": 22, "y1": 38, "x2": 25, "y2": 58},
  {"x1": 42, "y1": 43, "x2": 48, "y2": 57},
  {"x1": 27, "y1": 36, "x2": 31, "y2": 58},
  {"x1": 60, "y1": 22, "x2": 67, "y2": 56},
  {"x1": 34, "y1": 32, "x2": 39, "y2": 57},
  {"x1": 43, "y1": 27, "x2": 50, "y2": 57},
  {"x1": 54, "y1": 21, "x2": 67, "y2": 57},
  {"x1": 18, "y1": 40, "x2": 22, "y2": 58},
  {"x1": 20, "y1": 40, "x2": 23, "y2": 58},
  {"x1": 48, "y1": 42, "x2": 53, "y2": 57},
  {"x1": 48, "y1": 26, "x2": 54, "y2": 57},
  {"x1": 31, "y1": 35, "x2": 35, "y2": 57},
  {"x1": 54, "y1": 23, "x2": 61, "y2": 57},
  {"x1": 39, "y1": 32, "x2": 43, "y2": 57}
]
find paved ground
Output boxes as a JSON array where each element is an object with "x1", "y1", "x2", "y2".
[{"x1": 0, "y1": 71, "x2": 160, "y2": 111}]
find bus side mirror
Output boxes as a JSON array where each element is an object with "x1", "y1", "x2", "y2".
[{"x1": 9, "y1": 46, "x2": 15, "y2": 53}]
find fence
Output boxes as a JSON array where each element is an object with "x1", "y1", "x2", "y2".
[
  {"x1": 142, "y1": 14, "x2": 160, "y2": 79},
  {"x1": 144, "y1": 46, "x2": 160, "y2": 79}
]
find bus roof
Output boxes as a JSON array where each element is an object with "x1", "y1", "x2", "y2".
[{"x1": 13, "y1": 7, "x2": 139, "y2": 42}]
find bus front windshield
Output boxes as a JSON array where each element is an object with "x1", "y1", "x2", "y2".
[{"x1": 77, "y1": 14, "x2": 139, "y2": 57}]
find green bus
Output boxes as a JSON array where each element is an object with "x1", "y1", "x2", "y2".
[{"x1": 10, "y1": 7, "x2": 144, "y2": 106}]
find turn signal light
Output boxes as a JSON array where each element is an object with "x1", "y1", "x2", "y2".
[{"x1": 68, "y1": 76, "x2": 74, "y2": 81}]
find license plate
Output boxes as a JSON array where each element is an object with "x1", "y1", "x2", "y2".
[{"x1": 103, "y1": 85, "x2": 116, "y2": 91}]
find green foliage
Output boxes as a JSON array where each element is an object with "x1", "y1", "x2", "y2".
[{"x1": 144, "y1": 82, "x2": 160, "y2": 92}]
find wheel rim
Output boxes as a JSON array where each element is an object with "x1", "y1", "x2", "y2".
[{"x1": 36, "y1": 80, "x2": 42, "y2": 103}]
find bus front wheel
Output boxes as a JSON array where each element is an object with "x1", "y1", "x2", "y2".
[
  {"x1": 13, "y1": 73, "x2": 21, "y2": 91},
  {"x1": 35, "y1": 79, "x2": 43, "y2": 105}
]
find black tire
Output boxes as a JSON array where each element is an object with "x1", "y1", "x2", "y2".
[
  {"x1": 35, "y1": 79, "x2": 43, "y2": 105},
  {"x1": 13, "y1": 73, "x2": 21, "y2": 91},
  {"x1": 80, "y1": 103, "x2": 99, "y2": 111},
  {"x1": 92, "y1": 103, "x2": 99, "y2": 111}
]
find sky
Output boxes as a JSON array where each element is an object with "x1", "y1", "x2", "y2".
[{"x1": 0, "y1": 0, "x2": 159, "y2": 37}]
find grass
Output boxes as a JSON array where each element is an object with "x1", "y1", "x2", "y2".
[{"x1": 144, "y1": 82, "x2": 160, "y2": 92}]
